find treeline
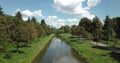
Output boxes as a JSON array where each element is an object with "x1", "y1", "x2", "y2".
[
  {"x1": 58, "y1": 16, "x2": 120, "y2": 43},
  {"x1": 0, "y1": 7, "x2": 53, "y2": 58}
]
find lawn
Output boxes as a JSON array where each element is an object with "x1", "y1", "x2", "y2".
[
  {"x1": 0, "y1": 34, "x2": 54, "y2": 63},
  {"x1": 60, "y1": 34, "x2": 120, "y2": 63}
]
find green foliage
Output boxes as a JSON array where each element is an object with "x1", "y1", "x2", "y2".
[
  {"x1": 0, "y1": 7, "x2": 53, "y2": 59},
  {"x1": 103, "y1": 15, "x2": 116, "y2": 41},
  {"x1": 0, "y1": 6, "x2": 3, "y2": 15},
  {"x1": 112, "y1": 17, "x2": 120, "y2": 39},
  {"x1": 41, "y1": 19, "x2": 46, "y2": 27},
  {"x1": 92, "y1": 16, "x2": 102, "y2": 42},
  {"x1": 79, "y1": 17, "x2": 92, "y2": 33},
  {"x1": 58, "y1": 25, "x2": 71, "y2": 34},
  {"x1": 15, "y1": 11, "x2": 22, "y2": 20}
]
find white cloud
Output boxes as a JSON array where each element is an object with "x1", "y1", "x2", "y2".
[
  {"x1": 53, "y1": 0, "x2": 101, "y2": 19},
  {"x1": 15, "y1": 9, "x2": 42, "y2": 20},
  {"x1": 87, "y1": 0, "x2": 101, "y2": 8},
  {"x1": 46, "y1": 16, "x2": 79, "y2": 28}
]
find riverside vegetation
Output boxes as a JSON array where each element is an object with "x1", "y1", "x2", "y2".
[{"x1": 59, "y1": 34, "x2": 120, "y2": 63}]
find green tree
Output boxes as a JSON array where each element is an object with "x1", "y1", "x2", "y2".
[
  {"x1": 11, "y1": 19, "x2": 30, "y2": 52},
  {"x1": 112, "y1": 17, "x2": 120, "y2": 39},
  {"x1": 31, "y1": 16, "x2": 37, "y2": 24},
  {"x1": 0, "y1": 6, "x2": 3, "y2": 15},
  {"x1": 36, "y1": 24, "x2": 46, "y2": 37},
  {"x1": 27, "y1": 21, "x2": 38, "y2": 41},
  {"x1": 15, "y1": 11, "x2": 22, "y2": 20},
  {"x1": 79, "y1": 17, "x2": 92, "y2": 33},
  {"x1": 0, "y1": 16, "x2": 10, "y2": 51},
  {"x1": 41, "y1": 19, "x2": 46, "y2": 27},
  {"x1": 92, "y1": 16, "x2": 102, "y2": 42},
  {"x1": 41, "y1": 19, "x2": 51, "y2": 35},
  {"x1": 71, "y1": 25, "x2": 77, "y2": 35},
  {"x1": 103, "y1": 15, "x2": 116, "y2": 41},
  {"x1": 63, "y1": 25, "x2": 71, "y2": 33}
]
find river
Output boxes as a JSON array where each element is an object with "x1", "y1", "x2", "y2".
[{"x1": 32, "y1": 37, "x2": 80, "y2": 63}]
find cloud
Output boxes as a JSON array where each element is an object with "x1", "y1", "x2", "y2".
[
  {"x1": 46, "y1": 16, "x2": 79, "y2": 28},
  {"x1": 53, "y1": 0, "x2": 101, "y2": 19},
  {"x1": 16, "y1": 9, "x2": 42, "y2": 20},
  {"x1": 87, "y1": 0, "x2": 101, "y2": 8}
]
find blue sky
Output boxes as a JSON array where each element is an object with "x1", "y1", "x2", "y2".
[{"x1": 0, "y1": 0, "x2": 120, "y2": 28}]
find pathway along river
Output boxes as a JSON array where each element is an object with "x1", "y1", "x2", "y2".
[{"x1": 32, "y1": 37, "x2": 81, "y2": 63}]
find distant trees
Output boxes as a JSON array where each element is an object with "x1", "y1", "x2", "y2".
[
  {"x1": 69, "y1": 15, "x2": 120, "y2": 44},
  {"x1": 57, "y1": 25, "x2": 71, "y2": 34}
]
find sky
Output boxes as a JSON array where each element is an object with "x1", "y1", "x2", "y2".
[{"x1": 0, "y1": 0, "x2": 120, "y2": 28}]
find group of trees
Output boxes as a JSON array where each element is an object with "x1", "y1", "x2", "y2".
[
  {"x1": 58, "y1": 16, "x2": 120, "y2": 43},
  {"x1": 0, "y1": 7, "x2": 52, "y2": 57}
]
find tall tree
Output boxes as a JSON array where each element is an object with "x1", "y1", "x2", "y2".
[
  {"x1": 41, "y1": 19, "x2": 46, "y2": 27},
  {"x1": 31, "y1": 16, "x2": 37, "y2": 24},
  {"x1": 63, "y1": 25, "x2": 71, "y2": 33},
  {"x1": 15, "y1": 11, "x2": 22, "y2": 20},
  {"x1": 79, "y1": 17, "x2": 92, "y2": 33},
  {"x1": 92, "y1": 16, "x2": 102, "y2": 42},
  {"x1": 0, "y1": 6, "x2": 3, "y2": 15},
  {"x1": 103, "y1": 15, "x2": 116, "y2": 41},
  {"x1": 36, "y1": 24, "x2": 46, "y2": 37},
  {"x1": 27, "y1": 21, "x2": 38, "y2": 41},
  {"x1": 112, "y1": 17, "x2": 120, "y2": 39}
]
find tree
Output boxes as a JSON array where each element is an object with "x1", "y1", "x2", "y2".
[
  {"x1": 71, "y1": 25, "x2": 77, "y2": 35},
  {"x1": 0, "y1": 16, "x2": 10, "y2": 51},
  {"x1": 41, "y1": 19, "x2": 46, "y2": 27},
  {"x1": 41, "y1": 19, "x2": 51, "y2": 35},
  {"x1": 10, "y1": 19, "x2": 30, "y2": 52},
  {"x1": 27, "y1": 17, "x2": 31, "y2": 22},
  {"x1": 103, "y1": 15, "x2": 116, "y2": 41},
  {"x1": 31, "y1": 16, "x2": 37, "y2": 24},
  {"x1": 36, "y1": 24, "x2": 46, "y2": 37},
  {"x1": 27, "y1": 21, "x2": 38, "y2": 41},
  {"x1": 112, "y1": 17, "x2": 120, "y2": 39},
  {"x1": 0, "y1": 6, "x2": 3, "y2": 15},
  {"x1": 79, "y1": 17, "x2": 92, "y2": 33},
  {"x1": 15, "y1": 11, "x2": 22, "y2": 20},
  {"x1": 63, "y1": 25, "x2": 71, "y2": 33},
  {"x1": 92, "y1": 16, "x2": 102, "y2": 42}
]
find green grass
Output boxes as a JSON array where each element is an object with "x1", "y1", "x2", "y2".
[
  {"x1": 60, "y1": 34, "x2": 120, "y2": 63},
  {"x1": 0, "y1": 34, "x2": 54, "y2": 63}
]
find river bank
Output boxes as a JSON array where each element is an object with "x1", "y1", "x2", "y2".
[
  {"x1": 0, "y1": 34, "x2": 54, "y2": 63},
  {"x1": 59, "y1": 34, "x2": 120, "y2": 63},
  {"x1": 32, "y1": 37, "x2": 81, "y2": 63}
]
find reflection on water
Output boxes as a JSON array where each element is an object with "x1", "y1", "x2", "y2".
[{"x1": 39, "y1": 37, "x2": 80, "y2": 63}]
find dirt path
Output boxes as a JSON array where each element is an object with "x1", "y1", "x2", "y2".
[{"x1": 90, "y1": 42, "x2": 120, "y2": 53}]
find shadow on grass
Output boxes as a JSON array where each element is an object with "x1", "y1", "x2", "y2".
[
  {"x1": 11, "y1": 50, "x2": 25, "y2": 54},
  {"x1": 92, "y1": 46, "x2": 109, "y2": 50},
  {"x1": 110, "y1": 51, "x2": 120, "y2": 62},
  {"x1": 19, "y1": 45, "x2": 31, "y2": 48}
]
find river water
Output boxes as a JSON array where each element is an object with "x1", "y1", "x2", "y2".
[{"x1": 32, "y1": 37, "x2": 80, "y2": 63}]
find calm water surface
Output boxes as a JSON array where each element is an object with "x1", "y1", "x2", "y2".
[{"x1": 34, "y1": 37, "x2": 80, "y2": 63}]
